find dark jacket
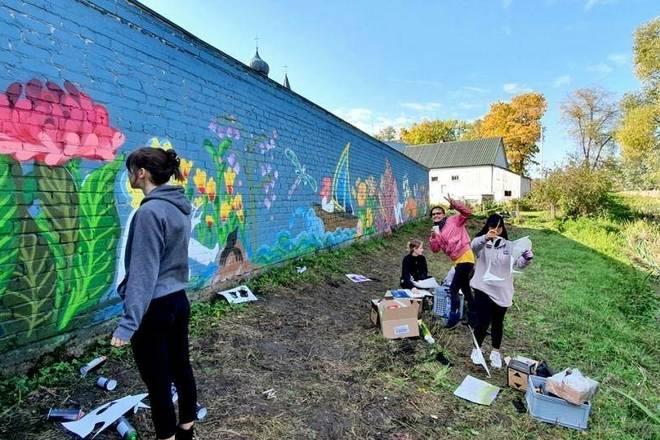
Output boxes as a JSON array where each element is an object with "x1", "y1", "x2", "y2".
[
  {"x1": 113, "y1": 185, "x2": 192, "y2": 341},
  {"x1": 400, "y1": 254, "x2": 429, "y2": 288}
]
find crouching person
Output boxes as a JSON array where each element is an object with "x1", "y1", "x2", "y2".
[{"x1": 469, "y1": 214, "x2": 533, "y2": 369}]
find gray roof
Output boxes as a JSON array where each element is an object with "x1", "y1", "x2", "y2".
[
  {"x1": 385, "y1": 141, "x2": 407, "y2": 152},
  {"x1": 403, "y1": 137, "x2": 509, "y2": 169}
]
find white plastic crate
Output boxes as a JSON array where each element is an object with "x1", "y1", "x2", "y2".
[{"x1": 525, "y1": 375, "x2": 591, "y2": 431}]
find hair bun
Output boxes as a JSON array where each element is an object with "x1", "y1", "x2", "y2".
[{"x1": 165, "y1": 149, "x2": 180, "y2": 168}]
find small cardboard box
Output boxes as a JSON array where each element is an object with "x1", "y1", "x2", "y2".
[
  {"x1": 375, "y1": 299, "x2": 420, "y2": 339},
  {"x1": 525, "y1": 375, "x2": 591, "y2": 430},
  {"x1": 507, "y1": 359, "x2": 536, "y2": 391}
]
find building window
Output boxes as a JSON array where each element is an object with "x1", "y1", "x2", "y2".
[
  {"x1": 431, "y1": 176, "x2": 438, "y2": 182},
  {"x1": 504, "y1": 190, "x2": 512, "y2": 197},
  {"x1": 451, "y1": 175, "x2": 459, "y2": 181}
]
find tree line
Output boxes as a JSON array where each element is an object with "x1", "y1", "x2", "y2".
[{"x1": 376, "y1": 18, "x2": 658, "y2": 192}]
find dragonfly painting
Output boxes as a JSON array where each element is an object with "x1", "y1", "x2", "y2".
[{"x1": 285, "y1": 147, "x2": 318, "y2": 199}]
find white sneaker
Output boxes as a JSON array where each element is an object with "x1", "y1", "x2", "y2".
[
  {"x1": 470, "y1": 348, "x2": 481, "y2": 365},
  {"x1": 490, "y1": 350, "x2": 502, "y2": 369}
]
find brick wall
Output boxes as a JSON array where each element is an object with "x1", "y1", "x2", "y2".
[{"x1": 0, "y1": 0, "x2": 428, "y2": 361}]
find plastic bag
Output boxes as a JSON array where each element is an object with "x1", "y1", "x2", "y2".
[{"x1": 545, "y1": 368, "x2": 599, "y2": 405}]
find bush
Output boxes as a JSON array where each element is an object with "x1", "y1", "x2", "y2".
[{"x1": 528, "y1": 164, "x2": 612, "y2": 217}]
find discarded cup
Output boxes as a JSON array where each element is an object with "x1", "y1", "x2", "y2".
[
  {"x1": 47, "y1": 408, "x2": 84, "y2": 421},
  {"x1": 80, "y1": 356, "x2": 107, "y2": 377},
  {"x1": 96, "y1": 376, "x2": 117, "y2": 391},
  {"x1": 116, "y1": 415, "x2": 138, "y2": 440}
]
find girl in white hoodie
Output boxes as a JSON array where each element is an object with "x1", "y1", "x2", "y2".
[{"x1": 469, "y1": 214, "x2": 533, "y2": 368}]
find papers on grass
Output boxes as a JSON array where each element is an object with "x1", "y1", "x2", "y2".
[
  {"x1": 62, "y1": 393, "x2": 149, "y2": 438},
  {"x1": 454, "y1": 375, "x2": 500, "y2": 406},
  {"x1": 217, "y1": 285, "x2": 257, "y2": 304},
  {"x1": 412, "y1": 277, "x2": 441, "y2": 289},
  {"x1": 346, "y1": 274, "x2": 371, "y2": 283}
]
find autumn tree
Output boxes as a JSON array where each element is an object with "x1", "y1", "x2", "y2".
[
  {"x1": 374, "y1": 126, "x2": 398, "y2": 142},
  {"x1": 470, "y1": 93, "x2": 547, "y2": 174},
  {"x1": 560, "y1": 88, "x2": 618, "y2": 170},
  {"x1": 400, "y1": 119, "x2": 469, "y2": 144},
  {"x1": 615, "y1": 18, "x2": 659, "y2": 188}
]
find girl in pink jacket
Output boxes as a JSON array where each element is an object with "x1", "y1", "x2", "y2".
[{"x1": 429, "y1": 196, "x2": 475, "y2": 328}]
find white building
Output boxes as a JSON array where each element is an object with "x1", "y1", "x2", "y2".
[{"x1": 402, "y1": 137, "x2": 531, "y2": 205}]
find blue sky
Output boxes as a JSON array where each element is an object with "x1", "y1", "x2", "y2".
[{"x1": 140, "y1": 0, "x2": 657, "y2": 175}]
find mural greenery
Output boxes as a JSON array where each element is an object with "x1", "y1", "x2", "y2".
[
  {"x1": 0, "y1": 79, "x2": 125, "y2": 349},
  {"x1": 0, "y1": 80, "x2": 428, "y2": 354}
]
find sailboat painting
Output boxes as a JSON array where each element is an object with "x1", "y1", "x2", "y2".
[
  {"x1": 331, "y1": 143, "x2": 354, "y2": 215},
  {"x1": 315, "y1": 143, "x2": 359, "y2": 230}
]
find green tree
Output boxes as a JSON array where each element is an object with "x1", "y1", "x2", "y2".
[
  {"x1": 473, "y1": 93, "x2": 547, "y2": 174},
  {"x1": 400, "y1": 119, "x2": 468, "y2": 144},
  {"x1": 561, "y1": 88, "x2": 618, "y2": 170},
  {"x1": 374, "y1": 126, "x2": 398, "y2": 142},
  {"x1": 615, "y1": 17, "x2": 659, "y2": 189}
]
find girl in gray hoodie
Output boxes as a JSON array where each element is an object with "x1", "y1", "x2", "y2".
[
  {"x1": 111, "y1": 147, "x2": 196, "y2": 440},
  {"x1": 469, "y1": 214, "x2": 533, "y2": 369}
]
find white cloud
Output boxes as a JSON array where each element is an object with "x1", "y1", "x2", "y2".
[
  {"x1": 501, "y1": 25, "x2": 512, "y2": 36},
  {"x1": 400, "y1": 102, "x2": 442, "y2": 111},
  {"x1": 462, "y1": 86, "x2": 489, "y2": 94},
  {"x1": 552, "y1": 75, "x2": 571, "y2": 88},
  {"x1": 587, "y1": 63, "x2": 613, "y2": 74},
  {"x1": 608, "y1": 53, "x2": 629, "y2": 65},
  {"x1": 502, "y1": 83, "x2": 531, "y2": 94},
  {"x1": 584, "y1": 0, "x2": 618, "y2": 10},
  {"x1": 333, "y1": 107, "x2": 414, "y2": 135},
  {"x1": 502, "y1": 0, "x2": 513, "y2": 9}
]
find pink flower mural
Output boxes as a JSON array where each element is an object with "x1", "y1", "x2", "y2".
[{"x1": 0, "y1": 79, "x2": 125, "y2": 165}]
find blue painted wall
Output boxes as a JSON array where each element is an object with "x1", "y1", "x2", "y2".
[{"x1": 0, "y1": 0, "x2": 428, "y2": 357}]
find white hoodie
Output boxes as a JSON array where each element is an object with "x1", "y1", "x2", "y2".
[{"x1": 470, "y1": 235, "x2": 532, "y2": 307}]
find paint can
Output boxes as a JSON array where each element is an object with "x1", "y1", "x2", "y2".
[
  {"x1": 196, "y1": 403, "x2": 207, "y2": 421},
  {"x1": 116, "y1": 416, "x2": 138, "y2": 440},
  {"x1": 46, "y1": 408, "x2": 84, "y2": 421},
  {"x1": 80, "y1": 355, "x2": 107, "y2": 377},
  {"x1": 171, "y1": 384, "x2": 206, "y2": 420},
  {"x1": 96, "y1": 376, "x2": 117, "y2": 391}
]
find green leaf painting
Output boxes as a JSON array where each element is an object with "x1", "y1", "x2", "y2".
[
  {"x1": 0, "y1": 156, "x2": 18, "y2": 299},
  {"x1": 59, "y1": 155, "x2": 124, "y2": 331}
]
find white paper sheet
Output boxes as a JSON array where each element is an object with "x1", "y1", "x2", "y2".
[
  {"x1": 412, "y1": 277, "x2": 441, "y2": 289},
  {"x1": 346, "y1": 274, "x2": 371, "y2": 283},
  {"x1": 453, "y1": 375, "x2": 500, "y2": 405},
  {"x1": 62, "y1": 393, "x2": 149, "y2": 438}
]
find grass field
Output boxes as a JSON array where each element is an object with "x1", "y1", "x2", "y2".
[{"x1": 0, "y1": 193, "x2": 658, "y2": 439}]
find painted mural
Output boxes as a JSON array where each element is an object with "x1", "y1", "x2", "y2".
[
  {"x1": 0, "y1": 79, "x2": 428, "y2": 354},
  {"x1": 0, "y1": 79, "x2": 125, "y2": 350}
]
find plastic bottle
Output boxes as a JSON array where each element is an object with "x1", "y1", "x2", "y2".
[
  {"x1": 116, "y1": 416, "x2": 138, "y2": 440},
  {"x1": 418, "y1": 319, "x2": 435, "y2": 344}
]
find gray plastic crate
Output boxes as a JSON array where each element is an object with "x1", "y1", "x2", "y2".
[
  {"x1": 525, "y1": 376, "x2": 591, "y2": 430},
  {"x1": 432, "y1": 285, "x2": 464, "y2": 323}
]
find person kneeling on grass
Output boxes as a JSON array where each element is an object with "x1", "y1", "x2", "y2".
[
  {"x1": 469, "y1": 214, "x2": 533, "y2": 369},
  {"x1": 429, "y1": 195, "x2": 475, "y2": 329},
  {"x1": 400, "y1": 238, "x2": 429, "y2": 289}
]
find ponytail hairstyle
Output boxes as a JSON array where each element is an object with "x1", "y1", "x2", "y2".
[
  {"x1": 408, "y1": 238, "x2": 423, "y2": 254},
  {"x1": 126, "y1": 147, "x2": 184, "y2": 185},
  {"x1": 475, "y1": 213, "x2": 509, "y2": 240}
]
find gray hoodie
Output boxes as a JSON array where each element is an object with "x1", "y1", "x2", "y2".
[{"x1": 113, "y1": 185, "x2": 192, "y2": 341}]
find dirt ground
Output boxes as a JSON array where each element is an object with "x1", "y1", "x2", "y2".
[{"x1": 1, "y1": 219, "x2": 559, "y2": 440}]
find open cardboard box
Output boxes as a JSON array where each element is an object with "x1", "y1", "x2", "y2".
[{"x1": 370, "y1": 298, "x2": 420, "y2": 339}]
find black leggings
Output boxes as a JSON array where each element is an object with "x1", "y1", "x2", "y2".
[
  {"x1": 473, "y1": 288, "x2": 508, "y2": 349},
  {"x1": 449, "y1": 262, "x2": 474, "y2": 313},
  {"x1": 131, "y1": 290, "x2": 197, "y2": 439}
]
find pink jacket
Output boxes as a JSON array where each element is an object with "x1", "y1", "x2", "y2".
[{"x1": 429, "y1": 200, "x2": 472, "y2": 261}]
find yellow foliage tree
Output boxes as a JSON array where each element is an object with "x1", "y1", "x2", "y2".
[
  {"x1": 475, "y1": 93, "x2": 547, "y2": 174},
  {"x1": 400, "y1": 119, "x2": 469, "y2": 145}
]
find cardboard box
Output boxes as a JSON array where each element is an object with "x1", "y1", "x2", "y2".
[
  {"x1": 507, "y1": 359, "x2": 535, "y2": 391},
  {"x1": 372, "y1": 299, "x2": 420, "y2": 339},
  {"x1": 370, "y1": 299, "x2": 380, "y2": 326},
  {"x1": 526, "y1": 376, "x2": 591, "y2": 430}
]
